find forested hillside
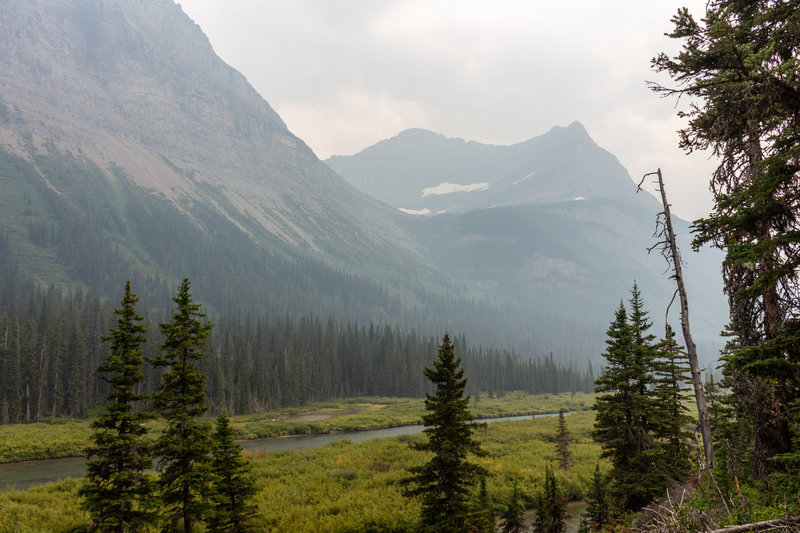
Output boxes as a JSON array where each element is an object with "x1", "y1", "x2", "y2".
[
  {"x1": 328, "y1": 123, "x2": 728, "y2": 359},
  {"x1": 0, "y1": 268, "x2": 591, "y2": 424}
]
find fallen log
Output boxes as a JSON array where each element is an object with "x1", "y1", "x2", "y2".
[{"x1": 708, "y1": 518, "x2": 800, "y2": 532}]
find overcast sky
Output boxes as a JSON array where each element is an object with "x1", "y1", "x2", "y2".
[{"x1": 177, "y1": 0, "x2": 716, "y2": 221}]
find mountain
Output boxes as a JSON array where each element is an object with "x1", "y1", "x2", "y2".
[
  {"x1": 0, "y1": 0, "x2": 726, "y2": 364},
  {"x1": 326, "y1": 122, "x2": 651, "y2": 214},
  {"x1": 327, "y1": 126, "x2": 728, "y2": 361},
  {"x1": 0, "y1": 0, "x2": 473, "y2": 326}
]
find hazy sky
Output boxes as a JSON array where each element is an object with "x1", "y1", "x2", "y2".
[{"x1": 177, "y1": 1, "x2": 716, "y2": 220}]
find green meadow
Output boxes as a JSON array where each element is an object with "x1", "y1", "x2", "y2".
[
  {"x1": 0, "y1": 392, "x2": 594, "y2": 463},
  {"x1": 0, "y1": 393, "x2": 603, "y2": 532}
]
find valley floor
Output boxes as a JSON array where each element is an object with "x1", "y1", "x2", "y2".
[{"x1": 0, "y1": 393, "x2": 601, "y2": 532}]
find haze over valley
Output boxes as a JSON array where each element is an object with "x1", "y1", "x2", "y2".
[
  {"x1": 6, "y1": 1, "x2": 799, "y2": 531},
  {"x1": 0, "y1": 0, "x2": 727, "y2": 365}
]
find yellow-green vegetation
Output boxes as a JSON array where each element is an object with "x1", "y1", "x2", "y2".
[
  {"x1": 0, "y1": 419, "x2": 93, "y2": 463},
  {"x1": 0, "y1": 408, "x2": 603, "y2": 532},
  {"x1": 0, "y1": 479, "x2": 85, "y2": 532},
  {"x1": 0, "y1": 392, "x2": 594, "y2": 463}
]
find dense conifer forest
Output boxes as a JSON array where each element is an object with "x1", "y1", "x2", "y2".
[{"x1": 0, "y1": 266, "x2": 592, "y2": 424}]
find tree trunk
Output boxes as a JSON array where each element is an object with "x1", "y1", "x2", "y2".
[{"x1": 653, "y1": 168, "x2": 715, "y2": 470}]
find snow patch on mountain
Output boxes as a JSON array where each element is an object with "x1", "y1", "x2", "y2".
[
  {"x1": 422, "y1": 181, "x2": 489, "y2": 197},
  {"x1": 398, "y1": 207, "x2": 431, "y2": 215},
  {"x1": 513, "y1": 171, "x2": 536, "y2": 185}
]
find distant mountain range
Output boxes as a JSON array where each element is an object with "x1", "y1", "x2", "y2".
[
  {"x1": 327, "y1": 123, "x2": 647, "y2": 214},
  {"x1": 0, "y1": 0, "x2": 727, "y2": 363},
  {"x1": 327, "y1": 125, "x2": 728, "y2": 362}
]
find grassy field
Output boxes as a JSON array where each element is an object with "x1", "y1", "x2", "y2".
[
  {"x1": 0, "y1": 392, "x2": 594, "y2": 463},
  {"x1": 0, "y1": 394, "x2": 600, "y2": 533},
  {"x1": 0, "y1": 403, "x2": 602, "y2": 532}
]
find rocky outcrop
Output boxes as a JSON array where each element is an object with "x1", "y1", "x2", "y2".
[{"x1": 0, "y1": 0, "x2": 416, "y2": 267}]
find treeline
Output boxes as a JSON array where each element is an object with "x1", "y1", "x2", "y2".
[{"x1": 0, "y1": 276, "x2": 593, "y2": 424}]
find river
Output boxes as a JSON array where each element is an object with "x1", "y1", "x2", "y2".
[
  {"x1": 0, "y1": 412, "x2": 586, "y2": 531},
  {"x1": 0, "y1": 413, "x2": 550, "y2": 490}
]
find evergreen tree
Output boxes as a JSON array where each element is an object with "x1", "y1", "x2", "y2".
[
  {"x1": 501, "y1": 480, "x2": 526, "y2": 533},
  {"x1": 652, "y1": 324, "x2": 693, "y2": 480},
  {"x1": 705, "y1": 365, "x2": 753, "y2": 498},
  {"x1": 554, "y1": 409, "x2": 571, "y2": 471},
  {"x1": 467, "y1": 475, "x2": 494, "y2": 533},
  {"x1": 80, "y1": 281, "x2": 157, "y2": 532},
  {"x1": 404, "y1": 333, "x2": 487, "y2": 533},
  {"x1": 532, "y1": 465, "x2": 565, "y2": 533},
  {"x1": 627, "y1": 283, "x2": 658, "y2": 404},
  {"x1": 652, "y1": 0, "x2": 800, "y2": 483},
  {"x1": 151, "y1": 279, "x2": 214, "y2": 533},
  {"x1": 585, "y1": 464, "x2": 609, "y2": 532},
  {"x1": 208, "y1": 411, "x2": 257, "y2": 532},
  {"x1": 592, "y1": 286, "x2": 663, "y2": 512}
]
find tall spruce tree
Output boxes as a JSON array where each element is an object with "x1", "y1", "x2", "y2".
[
  {"x1": 80, "y1": 281, "x2": 156, "y2": 532},
  {"x1": 651, "y1": 0, "x2": 800, "y2": 483},
  {"x1": 151, "y1": 279, "x2": 214, "y2": 533},
  {"x1": 208, "y1": 411, "x2": 257, "y2": 533},
  {"x1": 652, "y1": 324, "x2": 693, "y2": 480},
  {"x1": 554, "y1": 409, "x2": 571, "y2": 471},
  {"x1": 404, "y1": 333, "x2": 487, "y2": 533},
  {"x1": 592, "y1": 286, "x2": 664, "y2": 512}
]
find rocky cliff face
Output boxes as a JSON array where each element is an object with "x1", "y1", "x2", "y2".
[{"x1": 0, "y1": 0, "x2": 412, "y2": 262}]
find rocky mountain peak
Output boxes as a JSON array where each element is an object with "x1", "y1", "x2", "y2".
[
  {"x1": 326, "y1": 122, "x2": 656, "y2": 214},
  {"x1": 0, "y1": 0, "x2": 414, "y2": 276},
  {"x1": 0, "y1": 0, "x2": 293, "y2": 174}
]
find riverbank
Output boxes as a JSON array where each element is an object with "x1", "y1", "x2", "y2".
[
  {"x1": 1, "y1": 412, "x2": 563, "y2": 490},
  {"x1": 0, "y1": 410, "x2": 603, "y2": 532},
  {"x1": 0, "y1": 392, "x2": 593, "y2": 463}
]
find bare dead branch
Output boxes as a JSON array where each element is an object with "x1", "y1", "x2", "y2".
[{"x1": 646, "y1": 168, "x2": 715, "y2": 470}]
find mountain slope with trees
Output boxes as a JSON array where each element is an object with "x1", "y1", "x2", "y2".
[
  {"x1": 328, "y1": 125, "x2": 728, "y2": 360},
  {"x1": 0, "y1": 0, "x2": 538, "y2": 354}
]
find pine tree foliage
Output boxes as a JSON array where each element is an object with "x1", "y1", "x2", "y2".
[
  {"x1": 404, "y1": 333, "x2": 487, "y2": 533},
  {"x1": 80, "y1": 281, "x2": 157, "y2": 532},
  {"x1": 592, "y1": 284, "x2": 687, "y2": 512},
  {"x1": 532, "y1": 465, "x2": 565, "y2": 533},
  {"x1": 0, "y1": 272, "x2": 593, "y2": 424},
  {"x1": 501, "y1": 480, "x2": 526, "y2": 533},
  {"x1": 704, "y1": 365, "x2": 757, "y2": 506},
  {"x1": 208, "y1": 411, "x2": 257, "y2": 533},
  {"x1": 555, "y1": 409, "x2": 571, "y2": 471},
  {"x1": 467, "y1": 476, "x2": 495, "y2": 533},
  {"x1": 652, "y1": 324, "x2": 694, "y2": 480},
  {"x1": 651, "y1": 0, "x2": 800, "y2": 483},
  {"x1": 592, "y1": 298, "x2": 658, "y2": 512},
  {"x1": 151, "y1": 279, "x2": 214, "y2": 533},
  {"x1": 585, "y1": 464, "x2": 610, "y2": 532}
]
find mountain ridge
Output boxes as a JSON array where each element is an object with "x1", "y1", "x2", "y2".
[
  {"x1": 327, "y1": 124, "x2": 727, "y2": 360},
  {"x1": 326, "y1": 121, "x2": 660, "y2": 215},
  {"x1": 0, "y1": 0, "x2": 726, "y2": 362},
  {"x1": 0, "y1": 0, "x2": 491, "y2": 342},
  {"x1": 0, "y1": 0, "x2": 418, "y2": 261}
]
